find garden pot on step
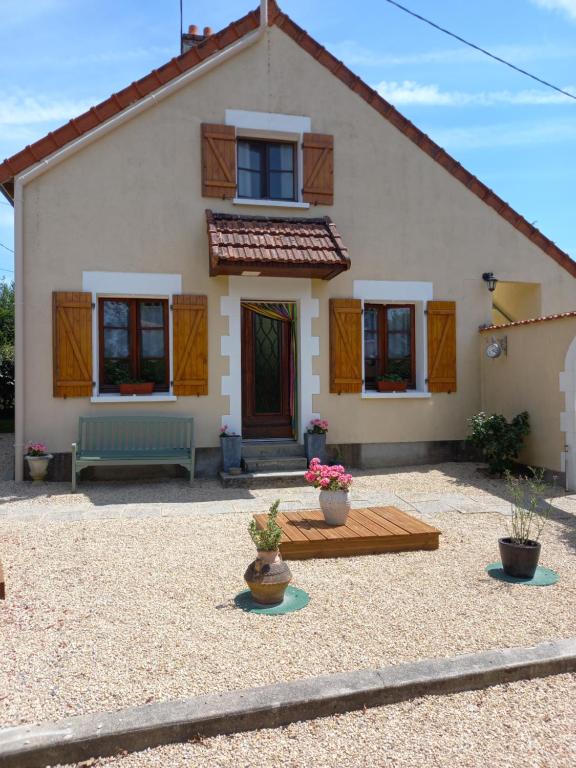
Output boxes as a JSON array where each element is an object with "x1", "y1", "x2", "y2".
[
  {"x1": 304, "y1": 432, "x2": 326, "y2": 464},
  {"x1": 319, "y1": 489, "x2": 351, "y2": 526},
  {"x1": 220, "y1": 435, "x2": 242, "y2": 472},
  {"x1": 244, "y1": 550, "x2": 292, "y2": 605},
  {"x1": 498, "y1": 537, "x2": 541, "y2": 579},
  {"x1": 25, "y1": 454, "x2": 53, "y2": 482}
]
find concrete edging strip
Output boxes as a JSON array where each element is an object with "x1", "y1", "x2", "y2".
[{"x1": 1, "y1": 638, "x2": 575, "y2": 768}]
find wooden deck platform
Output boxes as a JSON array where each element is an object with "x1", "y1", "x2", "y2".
[{"x1": 253, "y1": 506, "x2": 440, "y2": 560}]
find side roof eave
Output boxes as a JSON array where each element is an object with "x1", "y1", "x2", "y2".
[{"x1": 1, "y1": 0, "x2": 574, "y2": 278}]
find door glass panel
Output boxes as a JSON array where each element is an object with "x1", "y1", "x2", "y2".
[{"x1": 253, "y1": 313, "x2": 281, "y2": 414}]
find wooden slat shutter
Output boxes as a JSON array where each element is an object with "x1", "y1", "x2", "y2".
[
  {"x1": 329, "y1": 298, "x2": 362, "y2": 393},
  {"x1": 173, "y1": 295, "x2": 208, "y2": 396},
  {"x1": 427, "y1": 301, "x2": 457, "y2": 393},
  {"x1": 302, "y1": 133, "x2": 334, "y2": 205},
  {"x1": 52, "y1": 291, "x2": 93, "y2": 397},
  {"x1": 201, "y1": 123, "x2": 236, "y2": 199}
]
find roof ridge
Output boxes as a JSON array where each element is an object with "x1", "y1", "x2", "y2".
[{"x1": 1, "y1": 0, "x2": 573, "y2": 278}]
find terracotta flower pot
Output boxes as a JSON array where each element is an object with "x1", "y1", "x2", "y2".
[
  {"x1": 119, "y1": 382, "x2": 154, "y2": 395},
  {"x1": 376, "y1": 380, "x2": 407, "y2": 393},
  {"x1": 244, "y1": 549, "x2": 292, "y2": 605},
  {"x1": 25, "y1": 454, "x2": 53, "y2": 482},
  {"x1": 319, "y1": 489, "x2": 351, "y2": 525}
]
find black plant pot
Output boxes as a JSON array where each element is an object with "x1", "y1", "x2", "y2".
[{"x1": 498, "y1": 537, "x2": 541, "y2": 579}]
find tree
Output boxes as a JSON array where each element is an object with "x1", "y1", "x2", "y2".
[{"x1": 0, "y1": 280, "x2": 14, "y2": 416}]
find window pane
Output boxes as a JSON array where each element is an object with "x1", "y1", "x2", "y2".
[
  {"x1": 269, "y1": 143, "x2": 293, "y2": 171},
  {"x1": 141, "y1": 359, "x2": 165, "y2": 384},
  {"x1": 269, "y1": 171, "x2": 294, "y2": 200},
  {"x1": 103, "y1": 301, "x2": 129, "y2": 327},
  {"x1": 141, "y1": 329, "x2": 164, "y2": 358},
  {"x1": 386, "y1": 307, "x2": 412, "y2": 381},
  {"x1": 140, "y1": 301, "x2": 163, "y2": 328},
  {"x1": 104, "y1": 328, "x2": 129, "y2": 357},
  {"x1": 238, "y1": 169, "x2": 264, "y2": 199},
  {"x1": 238, "y1": 141, "x2": 262, "y2": 171}
]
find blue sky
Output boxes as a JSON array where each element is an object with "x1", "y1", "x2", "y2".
[{"x1": 1, "y1": 0, "x2": 576, "y2": 282}]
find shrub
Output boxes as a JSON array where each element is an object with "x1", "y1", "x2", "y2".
[{"x1": 467, "y1": 411, "x2": 530, "y2": 475}]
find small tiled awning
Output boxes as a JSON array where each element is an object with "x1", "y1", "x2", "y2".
[{"x1": 206, "y1": 210, "x2": 350, "y2": 280}]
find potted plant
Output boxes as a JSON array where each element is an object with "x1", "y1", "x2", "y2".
[
  {"x1": 305, "y1": 458, "x2": 353, "y2": 525},
  {"x1": 245, "y1": 500, "x2": 292, "y2": 605},
  {"x1": 119, "y1": 379, "x2": 154, "y2": 396},
  {"x1": 25, "y1": 442, "x2": 53, "y2": 482},
  {"x1": 304, "y1": 418, "x2": 328, "y2": 464},
  {"x1": 499, "y1": 468, "x2": 552, "y2": 579},
  {"x1": 376, "y1": 374, "x2": 407, "y2": 393},
  {"x1": 220, "y1": 425, "x2": 242, "y2": 473}
]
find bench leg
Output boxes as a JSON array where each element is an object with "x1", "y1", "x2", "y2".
[{"x1": 189, "y1": 450, "x2": 196, "y2": 485}]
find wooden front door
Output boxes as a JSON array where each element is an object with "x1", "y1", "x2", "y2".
[{"x1": 241, "y1": 305, "x2": 293, "y2": 438}]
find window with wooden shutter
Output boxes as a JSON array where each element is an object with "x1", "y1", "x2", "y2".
[
  {"x1": 53, "y1": 291, "x2": 93, "y2": 398},
  {"x1": 329, "y1": 298, "x2": 362, "y2": 393},
  {"x1": 427, "y1": 301, "x2": 457, "y2": 393},
  {"x1": 201, "y1": 123, "x2": 236, "y2": 199},
  {"x1": 302, "y1": 133, "x2": 334, "y2": 205},
  {"x1": 172, "y1": 295, "x2": 208, "y2": 396}
]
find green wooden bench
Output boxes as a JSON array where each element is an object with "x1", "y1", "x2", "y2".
[{"x1": 72, "y1": 415, "x2": 195, "y2": 492}]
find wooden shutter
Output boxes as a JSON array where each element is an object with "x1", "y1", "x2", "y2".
[
  {"x1": 52, "y1": 291, "x2": 93, "y2": 398},
  {"x1": 302, "y1": 133, "x2": 334, "y2": 205},
  {"x1": 329, "y1": 298, "x2": 362, "y2": 393},
  {"x1": 173, "y1": 295, "x2": 208, "y2": 396},
  {"x1": 201, "y1": 123, "x2": 236, "y2": 199},
  {"x1": 427, "y1": 301, "x2": 457, "y2": 393}
]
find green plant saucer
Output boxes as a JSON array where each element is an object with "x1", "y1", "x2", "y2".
[
  {"x1": 234, "y1": 585, "x2": 310, "y2": 615},
  {"x1": 485, "y1": 562, "x2": 559, "y2": 586}
]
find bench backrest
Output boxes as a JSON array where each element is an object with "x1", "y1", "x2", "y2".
[{"x1": 78, "y1": 416, "x2": 194, "y2": 452}]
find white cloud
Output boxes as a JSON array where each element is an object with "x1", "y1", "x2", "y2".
[
  {"x1": 0, "y1": 92, "x2": 95, "y2": 126},
  {"x1": 531, "y1": 0, "x2": 576, "y2": 20},
  {"x1": 432, "y1": 118, "x2": 576, "y2": 150},
  {"x1": 330, "y1": 39, "x2": 576, "y2": 67},
  {"x1": 375, "y1": 80, "x2": 576, "y2": 106}
]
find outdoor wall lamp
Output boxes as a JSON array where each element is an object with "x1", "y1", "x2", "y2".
[
  {"x1": 485, "y1": 336, "x2": 507, "y2": 359},
  {"x1": 482, "y1": 272, "x2": 498, "y2": 292}
]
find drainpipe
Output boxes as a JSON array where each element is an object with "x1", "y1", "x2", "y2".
[{"x1": 12, "y1": 2, "x2": 270, "y2": 481}]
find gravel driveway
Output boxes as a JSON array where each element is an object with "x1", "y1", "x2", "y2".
[{"x1": 1, "y1": 462, "x2": 574, "y2": 730}]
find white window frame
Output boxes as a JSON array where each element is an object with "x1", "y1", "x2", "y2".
[
  {"x1": 82, "y1": 271, "x2": 181, "y2": 403},
  {"x1": 353, "y1": 280, "x2": 433, "y2": 399},
  {"x1": 225, "y1": 109, "x2": 311, "y2": 209}
]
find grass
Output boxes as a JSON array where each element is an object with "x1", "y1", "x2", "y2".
[{"x1": 0, "y1": 418, "x2": 14, "y2": 433}]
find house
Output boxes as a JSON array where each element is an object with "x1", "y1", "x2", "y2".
[{"x1": 1, "y1": 0, "x2": 574, "y2": 482}]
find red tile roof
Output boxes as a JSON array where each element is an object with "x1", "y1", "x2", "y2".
[
  {"x1": 479, "y1": 311, "x2": 576, "y2": 332},
  {"x1": 206, "y1": 210, "x2": 350, "y2": 279},
  {"x1": 1, "y1": 0, "x2": 574, "y2": 278}
]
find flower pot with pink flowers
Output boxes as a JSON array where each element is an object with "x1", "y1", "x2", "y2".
[
  {"x1": 304, "y1": 418, "x2": 328, "y2": 464},
  {"x1": 25, "y1": 442, "x2": 53, "y2": 482},
  {"x1": 305, "y1": 458, "x2": 353, "y2": 526},
  {"x1": 219, "y1": 425, "x2": 242, "y2": 473}
]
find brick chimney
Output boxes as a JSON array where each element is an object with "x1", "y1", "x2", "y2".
[{"x1": 181, "y1": 24, "x2": 212, "y2": 54}]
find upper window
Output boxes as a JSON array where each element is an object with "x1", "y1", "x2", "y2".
[
  {"x1": 99, "y1": 298, "x2": 169, "y2": 393},
  {"x1": 364, "y1": 304, "x2": 415, "y2": 389},
  {"x1": 237, "y1": 139, "x2": 296, "y2": 201}
]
